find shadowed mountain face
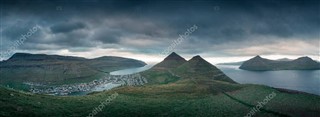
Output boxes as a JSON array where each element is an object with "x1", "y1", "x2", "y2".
[
  {"x1": 151, "y1": 52, "x2": 187, "y2": 70},
  {"x1": 174, "y1": 55, "x2": 237, "y2": 83},
  {"x1": 292, "y1": 57, "x2": 320, "y2": 67},
  {"x1": 240, "y1": 55, "x2": 320, "y2": 71},
  {"x1": 2, "y1": 53, "x2": 146, "y2": 70},
  {"x1": 87, "y1": 56, "x2": 147, "y2": 72},
  {"x1": 143, "y1": 52, "x2": 236, "y2": 84},
  {"x1": 0, "y1": 53, "x2": 146, "y2": 86},
  {"x1": 217, "y1": 57, "x2": 293, "y2": 65},
  {"x1": 277, "y1": 58, "x2": 292, "y2": 61},
  {"x1": 6, "y1": 53, "x2": 86, "y2": 61}
]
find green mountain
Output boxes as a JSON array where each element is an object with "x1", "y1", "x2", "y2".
[
  {"x1": 151, "y1": 52, "x2": 187, "y2": 70},
  {"x1": 174, "y1": 55, "x2": 237, "y2": 83},
  {"x1": 0, "y1": 53, "x2": 146, "y2": 87},
  {"x1": 143, "y1": 52, "x2": 236, "y2": 84},
  {"x1": 141, "y1": 52, "x2": 186, "y2": 84},
  {"x1": 240, "y1": 55, "x2": 320, "y2": 71},
  {"x1": 87, "y1": 56, "x2": 147, "y2": 72},
  {"x1": 0, "y1": 52, "x2": 319, "y2": 117}
]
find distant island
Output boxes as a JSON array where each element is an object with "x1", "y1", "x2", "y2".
[
  {"x1": 217, "y1": 58, "x2": 293, "y2": 65},
  {"x1": 239, "y1": 55, "x2": 320, "y2": 71}
]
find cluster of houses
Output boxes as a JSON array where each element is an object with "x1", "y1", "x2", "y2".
[{"x1": 27, "y1": 73, "x2": 148, "y2": 96}]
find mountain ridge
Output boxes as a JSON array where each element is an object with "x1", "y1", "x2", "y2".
[
  {"x1": 0, "y1": 53, "x2": 147, "y2": 87},
  {"x1": 240, "y1": 55, "x2": 320, "y2": 71},
  {"x1": 143, "y1": 52, "x2": 236, "y2": 84},
  {"x1": 151, "y1": 52, "x2": 187, "y2": 70},
  {"x1": 174, "y1": 55, "x2": 237, "y2": 83}
]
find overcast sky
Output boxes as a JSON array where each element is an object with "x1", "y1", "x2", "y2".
[{"x1": 0, "y1": 0, "x2": 319, "y2": 64}]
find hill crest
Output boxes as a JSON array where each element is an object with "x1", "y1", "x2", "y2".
[
  {"x1": 152, "y1": 52, "x2": 187, "y2": 70},
  {"x1": 240, "y1": 56, "x2": 320, "y2": 70}
]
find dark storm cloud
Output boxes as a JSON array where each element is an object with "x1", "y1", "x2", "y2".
[
  {"x1": 0, "y1": 0, "x2": 319, "y2": 59},
  {"x1": 2, "y1": 20, "x2": 39, "y2": 40},
  {"x1": 50, "y1": 22, "x2": 86, "y2": 34},
  {"x1": 92, "y1": 28, "x2": 121, "y2": 44}
]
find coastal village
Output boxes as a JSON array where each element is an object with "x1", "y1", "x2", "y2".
[{"x1": 26, "y1": 73, "x2": 148, "y2": 96}]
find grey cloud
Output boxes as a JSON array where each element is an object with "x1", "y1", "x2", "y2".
[
  {"x1": 91, "y1": 28, "x2": 122, "y2": 44},
  {"x1": 50, "y1": 22, "x2": 87, "y2": 34},
  {"x1": 0, "y1": 0, "x2": 319, "y2": 59},
  {"x1": 2, "y1": 20, "x2": 40, "y2": 40}
]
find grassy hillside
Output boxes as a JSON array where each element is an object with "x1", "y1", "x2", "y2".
[
  {"x1": 152, "y1": 52, "x2": 187, "y2": 70},
  {"x1": 141, "y1": 70, "x2": 180, "y2": 84},
  {"x1": 0, "y1": 80, "x2": 319, "y2": 117},
  {"x1": 0, "y1": 53, "x2": 146, "y2": 88},
  {"x1": 173, "y1": 55, "x2": 236, "y2": 83},
  {"x1": 1, "y1": 52, "x2": 319, "y2": 117},
  {"x1": 145, "y1": 53, "x2": 236, "y2": 84}
]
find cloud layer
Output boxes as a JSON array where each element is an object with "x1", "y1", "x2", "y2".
[{"x1": 0, "y1": 0, "x2": 319, "y2": 62}]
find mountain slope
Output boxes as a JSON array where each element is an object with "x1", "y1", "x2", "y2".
[
  {"x1": 0, "y1": 81, "x2": 319, "y2": 117},
  {"x1": 151, "y1": 52, "x2": 187, "y2": 70},
  {"x1": 0, "y1": 53, "x2": 146, "y2": 87},
  {"x1": 277, "y1": 58, "x2": 292, "y2": 61},
  {"x1": 290, "y1": 57, "x2": 320, "y2": 70},
  {"x1": 141, "y1": 52, "x2": 186, "y2": 84},
  {"x1": 174, "y1": 55, "x2": 237, "y2": 83},
  {"x1": 217, "y1": 58, "x2": 292, "y2": 65},
  {"x1": 143, "y1": 53, "x2": 236, "y2": 84},
  {"x1": 240, "y1": 55, "x2": 320, "y2": 71},
  {"x1": 87, "y1": 56, "x2": 147, "y2": 72}
]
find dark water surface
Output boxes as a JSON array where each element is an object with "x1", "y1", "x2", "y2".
[
  {"x1": 97, "y1": 64, "x2": 320, "y2": 96},
  {"x1": 217, "y1": 65, "x2": 320, "y2": 95}
]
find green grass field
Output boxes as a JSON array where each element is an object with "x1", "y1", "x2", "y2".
[{"x1": 0, "y1": 78, "x2": 319, "y2": 117}]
